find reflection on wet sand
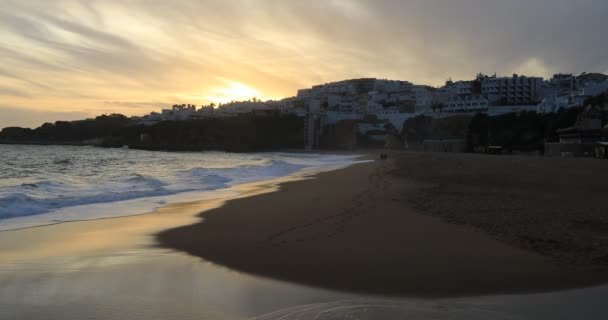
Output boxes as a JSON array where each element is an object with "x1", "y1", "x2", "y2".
[
  {"x1": 2, "y1": 245, "x2": 608, "y2": 320},
  {"x1": 1, "y1": 169, "x2": 608, "y2": 320}
]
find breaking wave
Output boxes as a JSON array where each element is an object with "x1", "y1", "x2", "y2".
[{"x1": 0, "y1": 146, "x2": 366, "y2": 230}]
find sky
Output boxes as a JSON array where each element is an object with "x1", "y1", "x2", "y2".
[{"x1": 1, "y1": 0, "x2": 608, "y2": 129}]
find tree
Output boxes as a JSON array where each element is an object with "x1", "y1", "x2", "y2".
[
  {"x1": 402, "y1": 115, "x2": 433, "y2": 145},
  {"x1": 431, "y1": 100, "x2": 444, "y2": 118}
]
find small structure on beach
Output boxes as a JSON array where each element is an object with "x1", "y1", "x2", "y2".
[
  {"x1": 596, "y1": 142, "x2": 608, "y2": 159},
  {"x1": 545, "y1": 105, "x2": 603, "y2": 157}
]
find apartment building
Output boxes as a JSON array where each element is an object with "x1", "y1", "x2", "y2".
[{"x1": 480, "y1": 75, "x2": 543, "y2": 105}]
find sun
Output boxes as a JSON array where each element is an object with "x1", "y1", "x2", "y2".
[{"x1": 206, "y1": 82, "x2": 261, "y2": 105}]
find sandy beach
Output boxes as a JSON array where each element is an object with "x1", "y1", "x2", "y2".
[
  {"x1": 2, "y1": 151, "x2": 608, "y2": 319},
  {"x1": 158, "y1": 152, "x2": 608, "y2": 297}
]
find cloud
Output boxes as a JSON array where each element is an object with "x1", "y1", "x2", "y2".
[
  {"x1": 0, "y1": 0, "x2": 607, "y2": 126},
  {"x1": 0, "y1": 86, "x2": 30, "y2": 98},
  {"x1": 0, "y1": 106, "x2": 90, "y2": 129},
  {"x1": 103, "y1": 101, "x2": 173, "y2": 109}
]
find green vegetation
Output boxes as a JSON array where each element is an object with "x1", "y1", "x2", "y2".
[
  {"x1": 0, "y1": 114, "x2": 304, "y2": 152},
  {"x1": 0, "y1": 114, "x2": 130, "y2": 144},
  {"x1": 126, "y1": 114, "x2": 303, "y2": 152},
  {"x1": 402, "y1": 114, "x2": 472, "y2": 145},
  {"x1": 402, "y1": 93, "x2": 608, "y2": 152},
  {"x1": 468, "y1": 93, "x2": 608, "y2": 152},
  {"x1": 467, "y1": 108, "x2": 581, "y2": 152},
  {"x1": 320, "y1": 120, "x2": 358, "y2": 149}
]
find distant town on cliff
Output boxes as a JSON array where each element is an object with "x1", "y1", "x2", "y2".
[{"x1": 1, "y1": 72, "x2": 608, "y2": 157}]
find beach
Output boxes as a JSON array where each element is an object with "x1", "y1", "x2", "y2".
[
  {"x1": 158, "y1": 152, "x2": 608, "y2": 297},
  {"x1": 3, "y1": 151, "x2": 608, "y2": 319}
]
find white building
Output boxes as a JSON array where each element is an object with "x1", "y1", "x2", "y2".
[
  {"x1": 580, "y1": 80, "x2": 608, "y2": 97},
  {"x1": 297, "y1": 79, "x2": 360, "y2": 99},
  {"x1": 270, "y1": 98, "x2": 298, "y2": 114},
  {"x1": 373, "y1": 79, "x2": 413, "y2": 92},
  {"x1": 480, "y1": 75, "x2": 543, "y2": 105},
  {"x1": 548, "y1": 74, "x2": 576, "y2": 96},
  {"x1": 161, "y1": 104, "x2": 196, "y2": 121},
  {"x1": 189, "y1": 106, "x2": 216, "y2": 119},
  {"x1": 455, "y1": 81, "x2": 474, "y2": 95},
  {"x1": 387, "y1": 92, "x2": 415, "y2": 104},
  {"x1": 198, "y1": 106, "x2": 214, "y2": 115},
  {"x1": 133, "y1": 112, "x2": 163, "y2": 125},
  {"x1": 557, "y1": 79, "x2": 608, "y2": 110},
  {"x1": 297, "y1": 78, "x2": 410, "y2": 101},
  {"x1": 440, "y1": 80, "x2": 474, "y2": 96},
  {"x1": 216, "y1": 101, "x2": 271, "y2": 115},
  {"x1": 316, "y1": 81, "x2": 356, "y2": 94},
  {"x1": 326, "y1": 94, "x2": 357, "y2": 113},
  {"x1": 443, "y1": 95, "x2": 489, "y2": 114},
  {"x1": 365, "y1": 101, "x2": 384, "y2": 114},
  {"x1": 368, "y1": 91, "x2": 388, "y2": 103},
  {"x1": 368, "y1": 89, "x2": 415, "y2": 106},
  {"x1": 297, "y1": 89, "x2": 314, "y2": 99},
  {"x1": 412, "y1": 85, "x2": 434, "y2": 111},
  {"x1": 537, "y1": 96, "x2": 570, "y2": 114}
]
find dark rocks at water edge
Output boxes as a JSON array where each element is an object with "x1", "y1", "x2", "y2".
[{"x1": 0, "y1": 114, "x2": 305, "y2": 152}]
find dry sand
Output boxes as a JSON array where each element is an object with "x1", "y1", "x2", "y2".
[
  {"x1": 158, "y1": 152, "x2": 608, "y2": 297},
  {"x1": 396, "y1": 152, "x2": 608, "y2": 265}
]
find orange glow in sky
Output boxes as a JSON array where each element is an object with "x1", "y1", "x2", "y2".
[
  {"x1": 1, "y1": 0, "x2": 607, "y2": 128},
  {"x1": 206, "y1": 81, "x2": 270, "y2": 105}
]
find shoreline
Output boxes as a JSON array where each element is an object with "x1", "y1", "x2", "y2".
[
  {"x1": 0, "y1": 148, "x2": 364, "y2": 232},
  {"x1": 158, "y1": 152, "x2": 608, "y2": 298},
  {"x1": 0, "y1": 163, "x2": 347, "y2": 261},
  {"x1": 2, "y1": 150, "x2": 607, "y2": 299}
]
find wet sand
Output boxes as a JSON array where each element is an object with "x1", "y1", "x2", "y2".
[
  {"x1": 158, "y1": 153, "x2": 608, "y2": 297},
  {"x1": 2, "y1": 152, "x2": 608, "y2": 319},
  {"x1": 0, "y1": 176, "x2": 290, "y2": 262}
]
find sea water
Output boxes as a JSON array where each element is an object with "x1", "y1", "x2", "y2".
[{"x1": 0, "y1": 144, "x2": 364, "y2": 231}]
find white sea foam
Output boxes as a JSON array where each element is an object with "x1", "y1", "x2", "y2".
[{"x1": 0, "y1": 145, "x2": 366, "y2": 231}]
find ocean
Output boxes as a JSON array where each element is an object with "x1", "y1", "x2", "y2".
[{"x1": 0, "y1": 144, "x2": 364, "y2": 231}]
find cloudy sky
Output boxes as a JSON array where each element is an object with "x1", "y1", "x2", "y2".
[{"x1": 1, "y1": 0, "x2": 607, "y2": 128}]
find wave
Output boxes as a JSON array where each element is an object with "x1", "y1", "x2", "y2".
[
  {"x1": 0, "y1": 152, "x2": 365, "y2": 228},
  {"x1": 1, "y1": 174, "x2": 173, "y2": 219},
  {"x1": 0, "y1": 188, "x2": 174, "y2": 220},
  {"x1": 53, "y1": 158, "x2": 73, "y2": 165},
  {"x1": 19, "y1": 180, "x2": 66, "y2": 189},
  {"x1": 125, "y1": 174, "x2": 168, "y2": 190},
  {"x1": 176, "y1": 160, "x2": 305, "y2": 186},
  {"x1": 0, "y1": 194, "x2": 49, "y2": 219}
]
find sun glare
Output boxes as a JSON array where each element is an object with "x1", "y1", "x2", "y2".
[{"x1": 206, "y1": 82, "x2": 261, "y2": 105}]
